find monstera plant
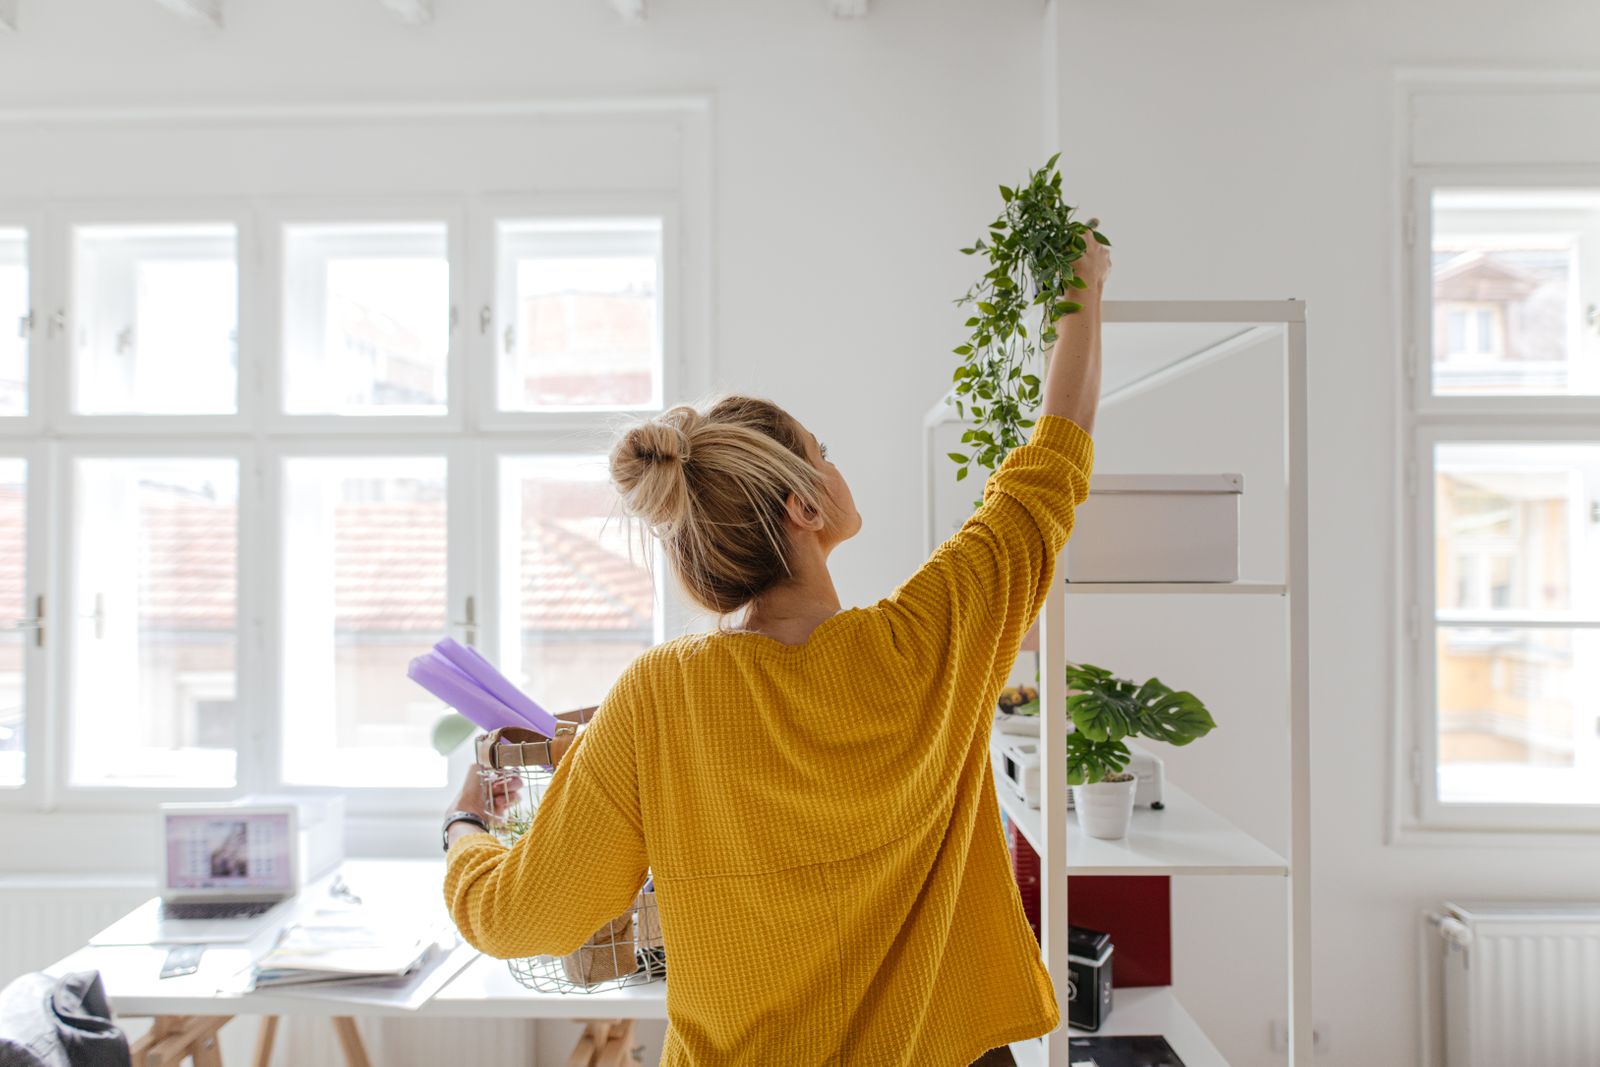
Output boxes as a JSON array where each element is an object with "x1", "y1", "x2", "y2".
[
  {"x1": 1064, "y1": 664, "x2": 1217, "y2": 840},
  {"x1": 948, "y1": 153, "x2": 1110, "y2": 487}
]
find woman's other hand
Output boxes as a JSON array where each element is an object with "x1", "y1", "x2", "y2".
[{"x1": 446, "y1": 763, "x2": 521, "y2": 823}]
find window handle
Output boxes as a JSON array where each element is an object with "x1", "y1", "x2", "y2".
[
  {"x1": 83, "y1": 593, "x2": 105, "y2": 640},
  {"x1": 17, "y1": 310, "x2": 31, "y2": 340},
  {"x1": 449, "y1": 305, "x2": 459, "y2": 333},
  {"x1": 450, "y1": 595, "x2": 478, "y2": 647},
  {"x1": 503, "y1": 324, "x2": 516, "y2": 355},
  {"x1": 478, "y1": 305, "x2": 492, "y2": 336},
  {"x1": 11, "y1": 594, "x2": 44, "y2": 648}
]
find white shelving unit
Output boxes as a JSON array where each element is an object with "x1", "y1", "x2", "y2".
[{"x1": 923, "y1": 300, "x2": 1310, "y2": 1067}]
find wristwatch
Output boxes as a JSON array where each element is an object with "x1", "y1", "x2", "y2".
[{"x1": 442, "y1": 810, "x2": 490, "y2": 853}]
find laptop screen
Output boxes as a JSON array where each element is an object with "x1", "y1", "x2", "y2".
[{"x1": 164, "y1": 812, "x2": 294, "y2": 892}]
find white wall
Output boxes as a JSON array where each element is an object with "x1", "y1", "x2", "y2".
[{"x1": 7, "y1": 1, "x2": 1600, "y2": 1065}]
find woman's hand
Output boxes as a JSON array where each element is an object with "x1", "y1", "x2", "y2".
[
  {"x1": 446, "y1": 763, "x2": 522, "y2": 823},
  {"x1": 1073, "y1": 229, "x2": 1112, "y2": 293},
  {"x1": 1041, "y1": 227, "x2": 1110, "y2": 434}
]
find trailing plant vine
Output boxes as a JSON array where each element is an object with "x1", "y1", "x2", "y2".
[{"x1": 948, "y1": 153, "x2": 1110, "y2": 487}]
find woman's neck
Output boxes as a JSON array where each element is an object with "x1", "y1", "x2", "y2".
[{"x1": 740, "y1": 571, "x2": 844, "y2": 646}]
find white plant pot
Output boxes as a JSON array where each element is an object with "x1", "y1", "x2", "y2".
[{"x1": 1072, "y1": 778, "x2": 1137, "y2": 840}]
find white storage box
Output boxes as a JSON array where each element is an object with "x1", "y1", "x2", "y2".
[{"x1": 1065, "y1": 474, "x2": 1243, "y2": 583}]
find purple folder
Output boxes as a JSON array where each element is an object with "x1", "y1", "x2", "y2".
[
  {"x1": 408, "y1": 650, "x2": 528, "y2": 734},
  {"x1": 433, "y1": 638, "x2": 559, "y2": 737}
]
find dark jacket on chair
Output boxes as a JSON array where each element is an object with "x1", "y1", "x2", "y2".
[{"x1": 0, "y1": 972, "x2": 130, "y2": 1067}]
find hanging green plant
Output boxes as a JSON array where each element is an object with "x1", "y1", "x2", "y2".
[{"x1": 948, "y1": 153, "x2": 1110, "y2": 486}]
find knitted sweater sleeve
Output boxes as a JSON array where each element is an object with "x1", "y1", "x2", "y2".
[
  {"x1": 879, "y1": 414, "x2": 1094, "y2": 696},
  {"x1": 443, "y1": 665, "x2": 649, "y2": 959}
]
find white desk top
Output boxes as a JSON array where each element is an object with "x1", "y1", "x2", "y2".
[{"x1": 46, "y1": 859, "x2": 668, "y2": 1020}]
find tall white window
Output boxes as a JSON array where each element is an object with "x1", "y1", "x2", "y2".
[
  {"x1": 69, "y1": 457, "x2": 240, "y2": 787},
  {"x1": 281, "y1": 455, "x2": 450, "y2": 788},
  {"x1": 0, "y1": 229, "x2": 28, "y2": 417},
  {"x1": 497, "y1": 455, "x2": 657, "y2": 713},
  {"x1": 0, "y1": 459, "x2": 26, "y2": 787},
  {"x1": 494, "y1": 219, "x2": 663, "y2": 412},
  {"x1": 282, "y1": 223, "x2": 451, "y2": 416},
  {"x1": 72, "y1": 224, "x2": 239, "y2": 416},
  {"x1": 1409, "y1": 185, "x2": 1600, "y2": 828}
]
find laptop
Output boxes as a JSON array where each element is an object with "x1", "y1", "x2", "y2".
[{"x1": 91, "y1": 803, "x2": 300, "y2": 946}]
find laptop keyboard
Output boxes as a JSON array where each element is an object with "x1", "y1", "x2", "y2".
[{"x1": 161, "y1": 900, "x2": 276, "y2": 921}]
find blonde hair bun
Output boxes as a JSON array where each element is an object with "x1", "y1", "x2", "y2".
[
  {"x1": 609, "y1": 396, "x2": 825, "y2": 615},
  {"x1": 610, "y1": 405, "x2": 701, "y2": 534}
]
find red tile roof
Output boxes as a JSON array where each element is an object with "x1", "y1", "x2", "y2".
[{"x1": 0, "y1": 485, "x2": 653, "y2": 637}]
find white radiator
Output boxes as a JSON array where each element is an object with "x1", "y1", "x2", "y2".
[
  {"x1": 1434, "y1": 901, "x2": 1600, "y2": 1067},
  {"x1": 0, "y1": 883, "x2": 668, "y2": 1066}
]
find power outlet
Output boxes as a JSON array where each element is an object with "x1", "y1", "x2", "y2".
[{"x1": 1270, "y1": 1019, "x2": 1331, "y2": 1054}]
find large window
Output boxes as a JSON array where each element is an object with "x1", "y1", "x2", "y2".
[
  {"x1": 0, "y1": 202, "x2": 675, "y2": 806},
  {"x1": 1409, "y1": 185, "x2": 1600, "y2": 827}
]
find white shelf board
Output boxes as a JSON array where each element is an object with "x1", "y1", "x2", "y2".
[
  {"x1": 429, "y1": 954, "x2": 668, "y2": 1019},
  {"x1": 1008, "y1": 986, "x2": 1230, "y2": 1067},
  {"x1": 1064, "y1": 580, "x2": 1286, "y2": 596},
  {"x1": 992, "y1": 731, "x2": 1288, "y2": 877}
]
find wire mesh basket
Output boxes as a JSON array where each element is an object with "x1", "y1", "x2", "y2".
[{"x1": 475, "y1": 718, "x2": 667, "y2": 994}]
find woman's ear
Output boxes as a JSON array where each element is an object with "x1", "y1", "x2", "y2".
[{"x1": 784, "y1": 491, "x2": 825, "y2": 533}]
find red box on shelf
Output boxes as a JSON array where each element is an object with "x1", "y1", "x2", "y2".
[{"x1": 1006, "y1": 830, "x2": 1171, "y2": 988}]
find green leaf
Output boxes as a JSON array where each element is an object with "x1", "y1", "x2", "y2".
[
  {"x1": 431, "y1": 712, "x2": 477, "y2": 756},
  {"x1": 1000, "y1": 185, "x2": 1014, "y2": 202},
  {"x1": 953, "y1": 344, "x2": 974, "y2": 356},
  {"x1": 946, "y1": 452, "x2": 970, "y2": 464},
  {"x1": 1093, "y1": 230, "x2": 1111, "y2": 246},
  {"x1": 976, "y1": 302, "x2": 997, "y2": 316},
  {"x1": 1055, "y1": 301, "x2": 1083, "y2": 315},
  {"x1": 955, "y1": 466, "x2": 969, "y2": 482}
]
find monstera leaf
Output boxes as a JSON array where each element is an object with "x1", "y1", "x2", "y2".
[
  {"x1": 1129, "y1": 680, "x2": 1217, "y2": 746},
  {"x1": 1067, "y1": 732, "x2": 1131, "y2": 786},
  {"x1": 1065, "y1": 663, "x2": 1218, "y2": 746},
  {"x1": 1065, "y1": 664, "x2": 1142, "y2": 742}
]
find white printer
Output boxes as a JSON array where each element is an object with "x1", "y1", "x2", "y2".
[{"x1": 999, "y1": 738, "x2": 1165, "y2": 812}]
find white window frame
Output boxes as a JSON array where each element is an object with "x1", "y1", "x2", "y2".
[
  {"x1": 53, "y1": 201, "x2": 257, "y2": 434},
  {"x1": 0, "y1": 213, "x2": 45, "y2": 435},
  {"x1": 0, "y1": 192, "x2": 692, "y2": 819},
  {"x1": 1400, "y1": 166, "x2": 1600, "y2": 834},
  {"x1": 262, "y1": 199, "x2": 468, "y2": 434},
  {"x1": 471, "y1": 193, "x2": 683, "y2": 432}
]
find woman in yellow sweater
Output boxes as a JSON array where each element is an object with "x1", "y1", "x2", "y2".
[{"x1": 442, "y1": 238, "x2": 1109, "y2": 1066}]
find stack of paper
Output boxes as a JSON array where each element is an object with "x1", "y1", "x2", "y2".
[
  {"x1": 250, "y1": 917, "x2": 450, "y2": 990},
  {"x1": 407, "y1": 637, "x2": 558, "y2": 737}
]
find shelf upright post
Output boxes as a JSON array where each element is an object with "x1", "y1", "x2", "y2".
[
  {"x1": 1284, "y1": 314, "x2": 1313, "y2": 1066},
  {"x1": 1038, "y1": 557, "x2": 1070, "y2": 1067}
]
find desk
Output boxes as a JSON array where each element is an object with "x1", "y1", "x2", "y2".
[{"x1": 45, "y1": 860, "x2": 668, "y2": 1066}]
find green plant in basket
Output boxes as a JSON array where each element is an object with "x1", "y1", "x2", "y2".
[
  {"x1": 948, "y1": 153, "x2": 1110, "y2": 488},
  {"x1": 1064, "y1": 664, "x2": 1218, "y2": 785}
]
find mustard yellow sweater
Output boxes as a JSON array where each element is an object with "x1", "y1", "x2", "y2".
[{"x1": 445, "y1": 415, "x2": 1094, "y2": 1066}]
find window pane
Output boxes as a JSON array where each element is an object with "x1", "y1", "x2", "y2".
[
  {"x1": 498, "y1": 456, "x2": 656, "y2": 712},
  {"x1": 0, "y1": 460, "x2": 24, "y2": 787},
  {"x1": 1431, "y1": 189, "x2": 1600, "y2": 396},
  {"x1": 282, "y1": 457, "x2": 448, "y2": 787},
  {"x1": 73, "y1": 224, "x2": 238, "y2": 414},
  {"x1": 1434, "y1": 443, "x2": 1600, "y2": 614},
  {"x1": 71, "y1": 458, "x2": 238, "y2": 786},
  {"x1": 283, "y1": 223, "x2": 449, "y2": 415},
  {"x1": 0, "y1": 230, "x2": 28, "y2": 416},
  {"x1": 1437, "y1": 627, "x2": 1600, "y2": 805},
  {"x1": 496, "y1": 220, "x2": 662, "y2": 411}
]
